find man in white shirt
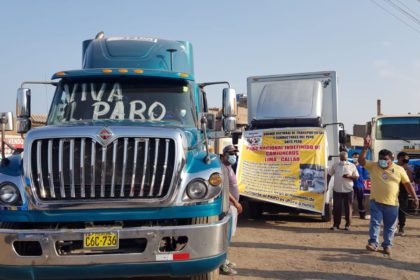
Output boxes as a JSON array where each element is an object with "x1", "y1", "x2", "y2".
[{"x1": 327, "y1": 151, "x2": 359, "y2": 230}]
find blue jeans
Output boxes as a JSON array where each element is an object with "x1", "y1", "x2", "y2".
[{"x1": 369, "y1": 200, "x2": 399, "y2": 249}]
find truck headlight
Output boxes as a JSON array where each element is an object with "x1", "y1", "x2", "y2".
[
  {"x1": 186, "y1": 180, "x2": 208, "y2": 200},
  {"x1": 0, "y1": 183, "x2": 21, "y2": 205}
]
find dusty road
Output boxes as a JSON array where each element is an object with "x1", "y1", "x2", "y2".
[{"x1": 221, "y1": 213, "x2": 420, "y2": 280}]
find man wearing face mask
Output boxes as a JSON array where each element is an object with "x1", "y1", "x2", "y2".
[
  {"x1": 219, "y1": 144, "x2": 242, "y2": 275},
  {"x1": 327, "y1": 151, "x2": 359, "y2": 231},
  {"x1": 396, "y1": 152, "x2": 414, "y2": 236},
  {"x1": 359, "y1": 136, "x2": 419, "y2": 256}
]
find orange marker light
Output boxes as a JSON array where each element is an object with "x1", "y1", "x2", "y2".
[
  {"x1": 209, "y1": 173, "x2": 222, "y2": 186},
  {"x1": 118, "y1": 69, "x2": 128, "y2": 73},
  {"x1": 179, "y1": 73, "x2": 189, "y2": 77},
  {"x1": 55, "y1": 72, "x2": 66, "y2": 76},
  {"x1": 102, "y1": 69, "x2": 113, "y2": 73},
  {"x1": 133, "y1": 69, "x2": 144, "y2": 74}
]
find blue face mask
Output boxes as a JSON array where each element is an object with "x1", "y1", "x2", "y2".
[
  {"x1": 228, "y1": 155, "x2": 237, "y2": 165},
  {"x1": 378, "y1": 160, "x2": 388, "y2": 169}
]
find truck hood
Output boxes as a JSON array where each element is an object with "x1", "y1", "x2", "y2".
[{"x1": 37, "y1": 121, "x2": 200, "y2": 148}]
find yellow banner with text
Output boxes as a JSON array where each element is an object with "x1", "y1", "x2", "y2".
[{"x1": 237, "y1": 128, "x2": 327, "y2": 213}]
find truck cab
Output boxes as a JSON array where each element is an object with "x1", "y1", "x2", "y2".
[
  {"x1": 0, "y1": 34, "x2": 236, "y2": 280},
  {"x1": 370, "y1": 114, "x2": 420, "y2": 160}
]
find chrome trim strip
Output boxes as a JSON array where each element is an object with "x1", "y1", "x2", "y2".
[
  {"x1": 100, "y1": 145, "x2": 107, "y2": 198},
  {"x1": 47, "y1": 140, "x2": 56, "y2": 198},
  {"x1": 69, "y1": 139, "x2": 76, "y2": 198},
  {"x1": 0, "y1": 214, "x2": 230, "y2": 266},
  {"x1": 90, "y1": 141, "x2": 96, "y2": 198},
  {"x1": 119, "y1": 138, "x2": 128, "y2": 197},
  {"x1": 129, "y1": 138, "x2": 139, "y2": 197},
  {"x1": 139, "y1": 138, "x2": 149, "y2": 197},
  {"x1": 148, "y1": 138, "x2": 160, "y2": 197},
  {"x1": 36, "y1": 141, "x2": 46, "y2": 198},
  {"x1": 110, "y1": 140, "x2": 118, "y2": 198},
  {"x1": 80, "y1": 138, "x2": 86, "y2": 198},
  {"x1": 58, "y1": 139, "x2": 66, "y2": 198},
  {"x1": 158, "y1": 139, "x2": 170, "y2": 196}
]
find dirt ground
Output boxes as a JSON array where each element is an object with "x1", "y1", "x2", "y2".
[{"x1": 221, "y1": 213, "x2": 420, "y2": 280}]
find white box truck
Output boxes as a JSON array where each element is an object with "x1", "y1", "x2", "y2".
[{"x1": 237, "y1": 71, "x2": 345, "y2": 220}]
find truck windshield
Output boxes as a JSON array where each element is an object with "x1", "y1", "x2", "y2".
[
  {"x1": 376, "y1": 117, "x2": 420, "y2": 140},
  {"x1": 48, "y1": 77, "x2": 196, "y2": 127}
]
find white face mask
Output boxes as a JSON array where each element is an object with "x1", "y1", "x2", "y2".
[
  {"x1": 228, "y1": 155, "x2": 237, "y2": 165},
  {"x1": 180, "y1": 109, "x2": 186, "y2": 117}
]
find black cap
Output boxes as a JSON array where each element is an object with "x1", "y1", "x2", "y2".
[{"x1": 223, "y1": 144, "x2": 238, "y2": 154}]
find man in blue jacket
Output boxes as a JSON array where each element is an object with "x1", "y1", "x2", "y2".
[{"x1": 352, "y1": 152, "x2": 370, "y2": 219}]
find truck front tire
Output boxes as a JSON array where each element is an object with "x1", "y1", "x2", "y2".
[
  {"x1": 321, "y1": 203, "x2": 332, "y2": 222},
  {"x1": 191, "y1": 268, "x2": 219, "y2": 280},
  {"x1": 242, "y1": 198, "x2": 263, "y2": 219}
]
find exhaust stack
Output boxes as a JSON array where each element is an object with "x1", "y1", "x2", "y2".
[{"x1": 377, "y1": 99, "x2": 382, "y2": 116}]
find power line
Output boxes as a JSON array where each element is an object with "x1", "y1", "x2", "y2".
[
  {"x1": 395, "y1": 0, "x2": 420, "y2": 19},
  {"x1": 369, "y1": 0, "x2": 420, "y2": 34},
  {"x1": 383, "y1": 0, "x2": 420, "y2": 26}
]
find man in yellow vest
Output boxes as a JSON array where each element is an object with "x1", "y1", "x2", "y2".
[{"x1": 359, "y1": 136, "x2": 419, "y2": 256}]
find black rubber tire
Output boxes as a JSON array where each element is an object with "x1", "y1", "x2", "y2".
[
  {"x1": 321, "y1": 203, "x2": 332, "y2": 222},
  {"x1": 244, "y1": 199, "x2": 263, "y2": 219},
  {"x1": 191, "y1": 267, "x2": 219, "y2": 280}
]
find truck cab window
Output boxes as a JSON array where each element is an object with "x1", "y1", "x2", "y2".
[
  {"x1": 376, "y1": 117, "x2": 420, "y2": 140},
  {"x1": 48, "y1": 77, "x2": 196, "y2": 127}
]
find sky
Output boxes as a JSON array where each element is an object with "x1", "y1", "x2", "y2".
[{"x1": 1, "y1": 0, "x2": 420, "y2": 132}]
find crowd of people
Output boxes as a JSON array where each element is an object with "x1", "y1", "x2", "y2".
[{"x1": 222, "y1": 136, "x2": 420, "y2": 276}]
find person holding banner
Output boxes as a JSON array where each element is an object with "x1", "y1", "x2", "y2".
[
  {"x1": 327, "y1": 151, "x2": 359, "y2": 231},
  {"x1": 360, "y1": 136, "x2": 419, "y2": 256}
]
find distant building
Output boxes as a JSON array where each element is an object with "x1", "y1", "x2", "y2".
[
  {"x1": 0, "y1": 114, "x2": 47, "y2": 158},
  {"x1": 353, "y1": 124, "x2": 366, "y2": 137}
]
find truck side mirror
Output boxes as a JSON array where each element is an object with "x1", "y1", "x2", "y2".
[
  {"x1": 1, "y1": 112, "x2": 14, "y2": 161},
  {"x1": 339, "y1": 130, "x2": 346, "y2": 144},
  {"x1": 222, "y1": 88, "x2": 237, "y2": 133},
  {"x1": 16, "y1": 88, "x2": 31, "y2": 134},
  {"x1": 0, "y1": 112, "x2": 14, "y2": 131},
  {"x1": 366, "y1": 122, "x2": 372, "y2": 135}
]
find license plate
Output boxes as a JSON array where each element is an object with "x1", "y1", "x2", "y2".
[{"x1": 83, "y1": 232, "x2": 119, "y2": 249}]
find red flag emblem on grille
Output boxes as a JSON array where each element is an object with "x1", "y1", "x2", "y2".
[{"x1": 99, "y1": 128, "x2": 111, "y2": 140}]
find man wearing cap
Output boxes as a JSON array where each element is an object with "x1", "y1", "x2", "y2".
[{"x1": 219, "y1": 144, "x2": 242, "y2": 275}]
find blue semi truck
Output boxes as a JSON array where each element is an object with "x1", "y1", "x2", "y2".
[{"x1": 0, "y1": 33, "x2": 237, "y2": 280}]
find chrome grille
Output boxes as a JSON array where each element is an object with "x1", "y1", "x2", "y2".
[{"x1": 30, "y1": 137, "x2": 176, "y2": 201}]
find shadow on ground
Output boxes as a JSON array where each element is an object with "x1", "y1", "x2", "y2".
[{"x1": 235, "y1": 269, "x2": 383, "y2": 280}]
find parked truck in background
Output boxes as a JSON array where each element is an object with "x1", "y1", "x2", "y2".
[
  {"x1": 369, "y1": 114, "x2": 420, "y2": 160},
  {"x1": 237, "y1": 71, "x2": 345, "y2": 221},
  {"x1": 0, "y1": 33, "x2": 237, "y2": 280}
]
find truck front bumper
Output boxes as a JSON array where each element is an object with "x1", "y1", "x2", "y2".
[{"x1": 0, "y1": 214, "x2": 230, "y2": 278}]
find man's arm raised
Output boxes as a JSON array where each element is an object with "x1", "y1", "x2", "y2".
[{"x1": 358, "y1": 135, "x2": 371, "y2": 167}]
